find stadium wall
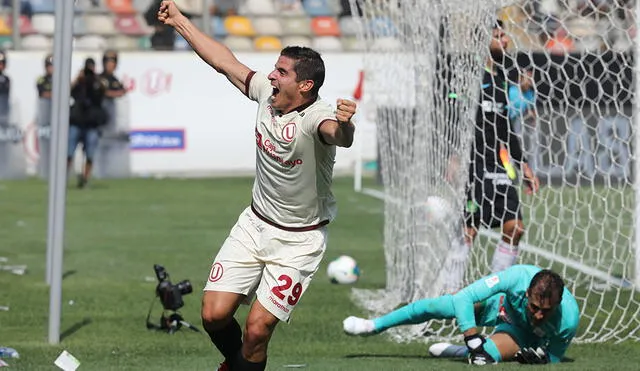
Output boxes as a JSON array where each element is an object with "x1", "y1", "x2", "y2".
[
  {"x1": 0, "y1": 50, "x2": 633, "y2": 182},
  {"x1": 4, "y1": 51, "x2": 377, "y2": 178}
]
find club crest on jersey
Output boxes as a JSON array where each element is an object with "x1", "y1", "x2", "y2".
[{"x1": 282, "y1": 123, "x2": 296, "y2": 142}]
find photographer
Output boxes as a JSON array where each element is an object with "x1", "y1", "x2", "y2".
[{"x1": 67, "y1": 58, "x2": 108, "y2": 188}]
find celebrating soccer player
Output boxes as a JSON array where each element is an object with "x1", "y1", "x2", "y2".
[
  {"x1": 157, "y1": 2, "x2": 357, "y2": 370},
  {"x1": 343, "y1": 265, "x2": 580, "y2": 365},
  {"x1": 442, "y1": 20, "x2": 540, "y2": 292}
]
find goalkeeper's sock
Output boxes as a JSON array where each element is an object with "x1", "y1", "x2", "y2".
[
  {"x1": 490, "y1": 240, "x2": 519, "y2": 273},
  {"x1": 441, "y1": 239, "x2": 470, "y2": 294},
  {"x1": 372, "y1": 295, "x2": 456, "y2": 332},
  {"x1": 205, "y1": 317, "x2": 243, "y2": 362},
  {"x1": 231, "y1": 350, "x2": 266, "y2": 371},
  {"x1": 429, "y1": 338, "x2": 502, "y2": 362}
]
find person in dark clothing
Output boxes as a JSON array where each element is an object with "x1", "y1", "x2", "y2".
[
  {"x1": 67, "y1": 58, "x2": 108, "y2": 188},
  {"x1": 0, "y1": 50, "x2": 10, "y2": 126},
  {"x1": 37, "y1": 54, "x2": 53, "y2": 99},
  {"x1": 145, "y1": 0, "x2": 176, "y2": 50}
]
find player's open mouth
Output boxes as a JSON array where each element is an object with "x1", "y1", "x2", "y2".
[{"x1": 272, "y1": 87, "x2": 280, "y2": 98}]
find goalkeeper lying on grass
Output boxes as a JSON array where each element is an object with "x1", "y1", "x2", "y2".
[{"x1": 343, "y1": 265, "x2": 580, "y2": 365}]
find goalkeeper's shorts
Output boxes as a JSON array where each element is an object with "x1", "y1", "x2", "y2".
[
  {"x1": 477, "y1": 294, "x2": 545, "y2": 349},
  {"x1": 465, "y1": 173, "x2": 522, "y2": 229}
]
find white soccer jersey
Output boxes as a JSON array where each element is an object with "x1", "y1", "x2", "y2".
[{"x1": 246, "y1": 71, "x2": 337, "y2": 229}]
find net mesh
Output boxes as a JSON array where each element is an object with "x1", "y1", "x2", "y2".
[{"x1": 350, "y1": 0, "x2": 640, "y2": 344}]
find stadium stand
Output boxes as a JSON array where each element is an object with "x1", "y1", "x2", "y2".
[{"x1": 0, "y1": 0, "x2": 634, "y2": 52}]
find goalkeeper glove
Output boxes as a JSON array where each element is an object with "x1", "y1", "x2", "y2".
[
  {"x1": 514, "y1": 347, "x2": 550, "y2": 364},
  {"x1": 464, "y1": 334, "x2": 496, "y2": 365}
]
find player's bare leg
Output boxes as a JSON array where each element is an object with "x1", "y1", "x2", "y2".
[
  {"x1": 201, "y1": 291, "x2": 246, "y2": 368},
  {"x1": 238, "y1": 299, "x2": 279, "y2": 369},
  {"x1": 490, "y1": 332, "x2": 520, "y2": 361},
  {"x1": 429, "y1": 331, "x2": 520, "y2": 362},
  {"x1": 490, "y1": 219, "x2": 525, "y2": 272}
]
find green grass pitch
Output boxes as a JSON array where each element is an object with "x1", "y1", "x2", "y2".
[{"x1": 1, "y1": 176, "x2": 640, "y2": 370}]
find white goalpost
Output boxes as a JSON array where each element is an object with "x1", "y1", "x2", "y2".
[{"x1": 349, "y1": 0, "x2": 640, "y2": 343}]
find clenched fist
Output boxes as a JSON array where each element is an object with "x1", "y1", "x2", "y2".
[
  {"x1": 157, "y1": 0, "x2": 184, "y2": 27},
  {"x1": 336, "y1": 99, "x2": 356, "y2": 124}
]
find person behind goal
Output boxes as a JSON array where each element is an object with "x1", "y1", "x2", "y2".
[
  {"x1": 440, "y1": 20, "x2": 540, "y2": 294},
  {"x1": 343, "y1": 265, "x2": 580, "y2": 365},
  {"x1": 157, "y1": 2, "x2": 357, "y2": 370}
]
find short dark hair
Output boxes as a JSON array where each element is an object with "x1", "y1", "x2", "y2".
[
  {"x1": 280, "y1": 46, "x2": 325, "y2": 96},
  {"x1": 494, "y1": 19, "x2": 504, "y2": 30},
  {"x1": 528, "y1": 269, "x2": 565, "y2": 304}
]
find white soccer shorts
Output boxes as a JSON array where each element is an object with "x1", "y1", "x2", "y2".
[{"x1": 203, "y1": 207, "x2": 327, "y2": 322}]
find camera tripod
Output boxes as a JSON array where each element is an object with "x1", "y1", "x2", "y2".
[
  {"x1": 146, "y1": 298, "x2": 201, "y2": 334},
  {"x1": 160, "y1": 312, "x2": 201, "y2": 334}
]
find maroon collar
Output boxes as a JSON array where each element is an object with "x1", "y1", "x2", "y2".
[{"x1": 278, "y1": 97, "x2": 317, "y2": 116}]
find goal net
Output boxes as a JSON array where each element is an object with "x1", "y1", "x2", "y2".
[{"x1": 350, "y1": 0, "x2": 640, "y2": 343}]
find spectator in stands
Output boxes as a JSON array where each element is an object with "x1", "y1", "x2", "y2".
[
  {"x1": 146, "y1": 0, "x2": 176, "y2": 50},
  {"x1": 210, "y1": 0, "x2": 238, "y2": 16},
  {"x1": 2, "y1": 0, "x2": 32, "y2": 20},
  {"x1": 544, "y1": 26, "x2": 575, "y2": 55},
  {"x1": 0, "y1": 50, "x2": 10, "y2": 126},
  {"x1": 37, "y1": 54, "x2": 53, "y2": 100},
  {"x1": 68, "y1": 58, "x2": 108, "y2": 188}
]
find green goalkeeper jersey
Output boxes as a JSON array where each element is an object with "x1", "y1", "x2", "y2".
[{"x1": 453, "y1": 264, "x2": 580, "y2": 363}]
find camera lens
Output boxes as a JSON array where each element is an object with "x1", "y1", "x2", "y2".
[{"x1": 177, "y1": 280, "x2": 193, "y2": 295}]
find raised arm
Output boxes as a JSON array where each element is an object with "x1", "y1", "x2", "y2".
[
  {"x1": 157, "y1": 1, "x2": 251, "y2": 94},
  {"x1": 318, "y1": 99, "x2": 356, "y2": 148}
]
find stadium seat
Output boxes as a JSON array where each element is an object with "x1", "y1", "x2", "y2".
[
  {"x1": 311, "y1": 16, "x2": 340, "y2": 37},
  {"x1": 137, "y1": 36, "x2": 152, "y2": 50},
  {"x1": 0, "y1": 18, "x2": 11, "y2": 36},
  {"x1": 0, "y1": 36, "x2": 12, "y2": 49},
  {"x1": 254, "y1": 36, "x2": 282, "y2": 51},
  {"x1": 5, "y1": 15, "x2": 38, "y2": 35},
  {"x1": 22, "y1": 34, "x2": 52, "y2": 50},
  {"x1": 312, "y1": 36, "x2": 342, "y2": 52},
  {"x1": 281, "y1": 35, "x2": 312, "y2": 48},
  {"x1": 108, "y1": 35, "x2": 139, "y2": 50},
  {"x1": 133, "y1": 0, "x2": 154, "y2": 13},
  {"x1": 73, "y1": 16, "x2": 87, "y2": 36},
  {"x1": 338, "y1": 16, "x2": 357, "y2": 37},
  {"x1": 368, "y1": 16, "x2": 397, "y2": 38},
  {"x1": 75, "y1": 35, "x2": 108, "y2": 50},
  {"x1": 84, "y1": 14, "x2": 117, "y2": 35},
  {"x1": 211, "y1": 16, "x2": 227, "y2": 38},
  {"x1": 106, "y1": 0, "x2": 136, "y2": 14},
  {"x1": 253, "y1": 17, "x2": 283, "y2": 37},
  {"x1": 30, "y1": 0, "x2": 55, "y2": 14},
  {"x1": 223, "y1": 36, "x2": 254, "y2": 51},
  {"x1": 224, "y1": 16, "x2": 255, "y2": 37},
  {"x1": 115, "y1": 15, "x2": 149, "y2": 36},
  {"x1": 31, "y1": 14, "x2": 55, "y2": 35},
  {"x1": 281, "y1": 17, "x2": 312, "y2": 36},
  {"x1": 302, "y1": 0, "x2": 334, "y2": 17},
  {"x1": 241, "y1": 0, "x2": 277, "y2": 16}
]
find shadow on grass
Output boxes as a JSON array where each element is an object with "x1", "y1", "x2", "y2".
[
  {"x1": 62, "y1": 270, "x2": 77, "y2": 280},
  {"x1": 345, "y1": 354, "x2": 432, "y2": 360},
  {"x1": 61, "y1": 317, "x2": 92, "y2": 341}
]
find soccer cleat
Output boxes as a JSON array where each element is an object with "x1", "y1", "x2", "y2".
[
  {"x1": 342, "y1": 316, "x2": 376, "y2": 336},
  {"x1": 428, "y1": 342, "x2": 468, "y2": 358},
  {"x1": 216, "y1": 361, "x2": 229, "y2": 371}
]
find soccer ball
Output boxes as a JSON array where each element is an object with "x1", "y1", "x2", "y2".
[
  {"x1": 327, "y1": 255, "x2": 360, "y2": 285},
  {"x1": 425, "y1": 195, "x2": 454, "y2": 223}
]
